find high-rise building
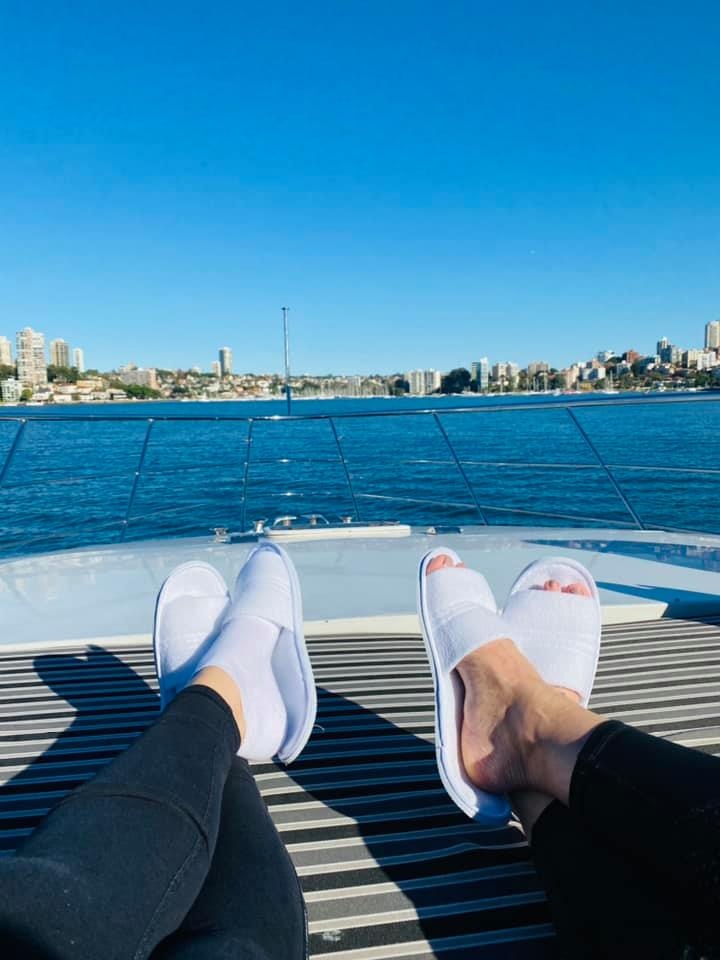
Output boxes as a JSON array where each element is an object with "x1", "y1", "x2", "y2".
[
  {"x1": 211, "y1": 360, "x2": 221, "y2": 378},
  {"x1": 490, "y1": 361, "x2": 519, "y2": 386},
  {"x1": 50, "y1": 338, "x2": 71, "y2": 367},
  {"x1": 406, "y1": 370, "x2": 423, "y2": 395},
  {"x1": 656, "y1": 341, "x2": 681, "y2": 365},
  {"x1": 16, "y1": 327, "x2": 48, "y2": 387},
  {"x1": 562, "y1": 365, "x2": 580, "y2": 388},
  {"x1": 119, "y1": 368, "x2": 158, "y2": 389},
  {"x1": 527, "y1": 360, "x2": 549, "y2": 377},
  {"x1": 698, "y1": 351, "x2": 720, "y2": 371},
  {"x1": 471, "y1": 358, "x2": 489, "y2": 391},
  {"x1": 706, "y1": 320, "x2": 720, "y2": 351},
  {"x1": 0, "y1": 377, "x2": 22, "y2": 402},
  {"x1": 425, "y1": 369, "x2": 440, "y2": 393},
  {"x1": 73, "y1": 347, "x2": 85, "y2": 373},
  {"x1": 0, "y1": 336, "x2": 12, "y2": 366},
  {"x1": 406, "y1": 369, "x2": 441, "y2": 395},
  {"x1": 581, "y1": 365, "x2": 606, "y2": 382},
  {"x1": 219, "y1": 347, "x2": 233, "y2": 377}
]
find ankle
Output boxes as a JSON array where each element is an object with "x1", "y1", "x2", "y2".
[
  {"x1": 191, "y1": 666, "x2": 247, "y2": 742},
  {"x1": 521, "y1": 686, "x2": 602, "y2": 802},
  {"x1": 510, "y1": 789, "x2": 553, "y2": 842}
]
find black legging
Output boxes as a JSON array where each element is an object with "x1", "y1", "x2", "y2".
[
  {"x1": 0, "y1": 686, "x2": 307, "y2": 960},
  {"x1": 531, "y1": 720, "x2": 720, "y2": 959},
  {"x1": 2, "y1": 694, "x2": 720, "y2": 959}
]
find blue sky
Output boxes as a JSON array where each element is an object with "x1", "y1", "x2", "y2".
[{"x1": 1, "y1": 1, "x2": 719, "y2": 374}]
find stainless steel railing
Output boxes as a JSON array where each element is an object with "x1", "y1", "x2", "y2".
[{"x1": 1, "y1": 393, "x2": 719, "y2": 556}]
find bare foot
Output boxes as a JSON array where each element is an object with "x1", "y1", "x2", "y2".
[
  {"x1": 456, "y1": 635, "x2": 553, "y2": 794},
  {"x1": 427, "y1": 557, "x2": 601, "y2": 804}
]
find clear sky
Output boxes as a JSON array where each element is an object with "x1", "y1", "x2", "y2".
[{"x1": 1, "y1": 1, "x2": 719, "y2": 374}]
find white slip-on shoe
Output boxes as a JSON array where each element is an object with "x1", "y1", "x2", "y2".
[
  {"x1": 193, "y1": 542, "x2": 317, "y2": 764},
  {"x1": 417, "y1": 547, "x2": 512, "y2": 826},
  {"x1": 502, "y1": 557, "x2": 602, "y2": 707},
  {"x1": 153, "y1": 561, "x2": 231, "y2": 710}
]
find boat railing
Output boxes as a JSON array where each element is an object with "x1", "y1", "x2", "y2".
[{"x1": 1, "y1": 394, "x2": 720, "y2": 556}]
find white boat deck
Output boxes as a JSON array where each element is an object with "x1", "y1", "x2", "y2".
[{"x1": 2, "y1": 527, "x2": 720, "y2": 649}]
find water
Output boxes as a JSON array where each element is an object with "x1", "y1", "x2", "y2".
[{"x1": 1, "y1": 393, "x2": 719, "y2": 557}]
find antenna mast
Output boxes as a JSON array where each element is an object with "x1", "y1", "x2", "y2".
[{"x1": 282, "y1": 307, "x2": 291, "y2": 414}]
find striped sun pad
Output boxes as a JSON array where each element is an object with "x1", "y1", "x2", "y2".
[{"x1": 2, "y1": 617, "x2": 720, "y2": 958}]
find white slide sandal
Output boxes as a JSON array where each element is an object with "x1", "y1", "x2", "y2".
[
  {"x1": 193, "y1": 542, "x2": 317, "y2": 764},
  {"x1": 502, "y1": 557, "x2": 602, "y2": 707},
  {"x1": 153, "y1": 561, "x2": 231, "y2": 710},
  {"x1": 417, "y1": 547, "x2": 512, "y2": 826}
]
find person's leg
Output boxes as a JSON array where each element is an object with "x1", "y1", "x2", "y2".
[
  {"x1": 456, "y1": 638, "x2": 720, "y2": 954},
  {"x1": 0, "y1": 684, "x2": 240, "y2": 960},
  {"x1": 567, "y1": 718, "x2": 720, "y2": 953},
  {"x1": 424, "y1": 554, "x2": 718, "y2": 954},
  {"x1": 515, "y1": 791, "x2": 690, "y2": 959},
  {"x1": 151, "y1": 757, "x2": 307, "y2": 960},
  {"x1": 146, "y1": 546, "x2": 314, "y2": 960}
]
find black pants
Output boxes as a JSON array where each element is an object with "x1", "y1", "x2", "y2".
[
  {"x1": 531, "y1": 720, "x2": 720, "y2": 959},
  {"x1": 0, "y1": 686, "x2": 307, "y2": 960},
  {"x1": 2, "y1": 700, "x2": 720, "y2": 960}
]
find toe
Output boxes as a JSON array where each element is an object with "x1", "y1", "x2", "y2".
[
  {"x1": 562, "y1": 582, "x2": 592, "y2": 597},
  {"x1": 427, "y1": 553, "x2": 456, "y2": 576},
  {"x1": 544, "y1": 579, "x2": 562, "y2": 592}
]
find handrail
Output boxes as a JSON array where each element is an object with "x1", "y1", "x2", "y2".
[
  {"x1": 431, "y1": 412, "x2": 488, "y2": 525},
  {"x1": 0, "y1": 419, "x2": 26, "y2": 487},
  {"x1": 122, "y1": 419, "x2": 155, "y2": 541},
  {"x1": 329, "y1": 417, "x2": 363, "y2": 523},
  {"x1": 239, "y1": 420, "x2": 254, "y2": 534},
  {"x1": 1, "y1": 394, "x2": 719, "y2": 556},
  {"x1": 565, "y1": 407, "x2": 645, "y2": 530}
]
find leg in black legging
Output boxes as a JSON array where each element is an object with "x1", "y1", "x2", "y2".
[
  {"x1": 530, "y1": 799, "x2": 690, "y2": 959},
  {"x1": 151, "y1": 757, "x2": 307, "y2": 960},
  {"x1": 569, "y1": 720, "x2": 720, "y2": 955},
  {"x1": 0, "y1": 685, "x2": 238, "y2": 960}
]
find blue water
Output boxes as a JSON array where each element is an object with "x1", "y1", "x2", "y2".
[{"x1": 1, "y1": 393, "x2": 719, "y2": 557}]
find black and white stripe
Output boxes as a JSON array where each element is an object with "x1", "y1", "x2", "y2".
[{"x1": 1, "y1": 617, "x2": 719, "y2": 957}]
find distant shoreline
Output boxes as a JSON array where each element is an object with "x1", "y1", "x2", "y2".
[
  {"x1": 2, "y1": 387, "x2": 718, "y2": 414},
  {"x1": 0, "y1": 387, "x2": 682, "y2": 407}
]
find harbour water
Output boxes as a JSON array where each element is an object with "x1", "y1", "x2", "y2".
[{"x1": 1, "y1": 393, "x2": 719, "y2": 557}]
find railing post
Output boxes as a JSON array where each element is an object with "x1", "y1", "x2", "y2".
[
  {"x1": 0, "y1": 420, "x2": 27, "y2": 488},
  {"x1": 329, "y1": 417, "x2": 362, "y2": 522},
  {"x1": 121, "y1": 419, "x2": 155, "y2": 540},
  {"x1": 432, "y1": 413, "x2": 489, "y2": 525},
  {"x1": 565, "y1": 407, "x2": 645, "y2": 530},
  {"x1": 239, "y1": 420, "x2": 254, "y2": 532}
]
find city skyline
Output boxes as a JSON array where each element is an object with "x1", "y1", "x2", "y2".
[
  {"x1": 2, "y1": 314, "x2": 719, "y2": 402},
  {"x1": 1, "y1": 318, "x2": 718, "y2": 379}
]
